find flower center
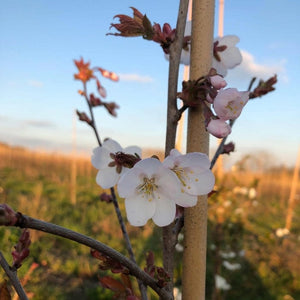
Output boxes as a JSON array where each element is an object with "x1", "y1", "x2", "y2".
[{"x1": 137, "y1": 177, "x2": 158, "y2": 201}]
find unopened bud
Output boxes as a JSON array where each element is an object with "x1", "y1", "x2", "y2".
[
  {"x1": 207, "y1": 119, "x2": 231, "y2": 138},
  {"x1": 221, "y1": 142, "x2": 235, "y2": 155},
  {"x1": 12, "y1": 229, "x2": 31, "y2": 269}
]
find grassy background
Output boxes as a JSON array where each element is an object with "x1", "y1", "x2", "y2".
[{"x1": 0, "y1": 142, "x2": 299, "y2": 299}]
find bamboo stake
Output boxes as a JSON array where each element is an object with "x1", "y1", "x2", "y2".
[
  {"x1": 285, "y1": 146, "x2": 300, "y2": 230},
  {"x1": 182, "y1": 0, "x2": 215, "y2": 299}
]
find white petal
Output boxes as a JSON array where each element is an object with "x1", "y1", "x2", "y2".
[
  {"x1": 174, "y1": 191, "x2": 198, "y2": 207},
  {"x1": 96, "y1": 167, "x2": 119, "y2": 189},
  {"x1": 152, "y1": 196, "x2": 176, "y2": 227},
  {"x1": 162, "y1": 155, "x2": 175, "y2": 169},
  {"x1": 221, "y1": 47, "x2": 242, "y2": 69},
  {"x1": 133, "y1": 158, "x2": 162, "y2": 177},
  {"x1": 123, "y1": 145, "x2": 142, "y2": 157},
  {"x1": 156, "y1": 167, "x2": 181, "y2": 199},
  {"x1": 91, "y1": 147, "x2": 112, "y2": 169},
  {"x1": 117, "y1": 167, "x2": 142, "y2": 198},
  {"x1": 219, "y1": 35, "x2": 240, "y2": 47},
  {"x1": 170, "y1": 149, "x2": 182, "y2": 157},
  {"x1": 178, "y1": 152, "x2": 211, "y2": 170},
  {"x1": 125, "y1": 195, "x2": 156, "y2": 226},
  {"x1": 103, "y1": 138, "x2": 123, "y2": 153},
  {"x1": 212, "y1": 60, "x2": 227, "y2": 77},
  {"x1": 184, "y1": 170, "x2": 215, "y2": 195}
]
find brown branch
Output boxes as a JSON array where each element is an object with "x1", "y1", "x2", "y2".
[
  {"x1": 162, "y1": 0, "x2": 190, "y2": 295},
  {"x1": 0, "y1": 251, "x2": 28, "y2": 300},
  {"x1": 12, "y1": 214, "x2": 171, "y2": 300}
]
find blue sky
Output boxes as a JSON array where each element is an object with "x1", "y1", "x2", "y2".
[{"x1": 0, "y1": 0, "x2": 299, "y2": 167}]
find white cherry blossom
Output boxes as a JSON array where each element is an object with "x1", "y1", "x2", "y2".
[
  {"x1": 117, "y1": 158, "x2": 183, "y2": 227},
  {"x1": 163, "y1": 149, "x2": 215, "y2": 207},
  {"x1": 165, "y1": 21, "x2": 242, "y2": 76},
  {"x1": 91, "y1": 139, "x2": 141, "y2": 189},
  {"x1": 213, "y1": 88, "x2": 249, "y2": 121}
]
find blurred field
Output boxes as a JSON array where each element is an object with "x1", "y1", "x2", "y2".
[{"x1": 0, "y1": 142, "x2": 299, "y2": 300}]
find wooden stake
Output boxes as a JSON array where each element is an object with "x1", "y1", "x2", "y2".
[{"x1": 182, "y1": 0, "x2": 215, "y2": 299}]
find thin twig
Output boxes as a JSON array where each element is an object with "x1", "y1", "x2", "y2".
[
  {"x1": 83, "y1": 83, "x2": 102, "y2": 146},
  {"x1": 0, "y1": 251, "x2": 28, "y2": 300},
  {"x1": 11, "y1": 214, "x2": 172, "y2": 300},
  {"x1": 162, "y1": 0, "x2": 190, "y2": 296},
  {"x1": 174, "y1": 104, "x2": 189, "y2": 122}
]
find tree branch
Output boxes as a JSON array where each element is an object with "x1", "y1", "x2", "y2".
[
  {"x1": 0, "y1": 251, "x2": 28, "y2": 300},
  {"x1": 11, "y1": 214, "x2": 171, "y2": 300},
  {"x1": 163, "y1": 0, "x2": 190, "y2": 295}
]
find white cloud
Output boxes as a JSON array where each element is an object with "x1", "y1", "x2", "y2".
[
  {"x1": 226, "y1": 50, "x2": 288, "y2": 84},
  {"x1": 118, "y1": 73, "x2": 154, "y2": 83},
  {"x1": 27, "y1": 80, "x2": 44, "y2": 87}
]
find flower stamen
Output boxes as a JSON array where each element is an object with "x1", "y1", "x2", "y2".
[{"x1": 137, "y1": 177, "x2": 158, "y2": 201}]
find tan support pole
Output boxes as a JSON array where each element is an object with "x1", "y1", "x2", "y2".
[{"x1": 182, "y1": 0, "x2": 215, "y2": 299}]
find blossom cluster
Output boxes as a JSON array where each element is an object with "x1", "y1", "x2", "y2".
[
  {"x1": 92, "y1": 139, "x2": 215, "y2": 227},
  {"x1": 178, "y1": 69, "x2": 249, "y2": 139}
]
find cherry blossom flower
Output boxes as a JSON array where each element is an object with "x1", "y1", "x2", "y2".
[
  {"x1": 165, "y1": 21, "x2": 242, "y2": 76},
  {"x1": 206, "y1": 119, "x2": 232, "y2": 138},
  {"x1": 213, "y1": 88, "x2": 249, "y2": 121},
  {"x1": 117, "y1": 158, "x2": 183, "y2": 227},
  {"x1": 213, "y1": 35, "x2": 242, "y2": 76},
  {"x1": 92, "y1": 139, "x2": 141, "y2": 189},
  {"x1": 163, "y1": 149, "x2": 215, "y2": 207}
]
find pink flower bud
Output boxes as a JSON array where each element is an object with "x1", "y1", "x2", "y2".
[
  {"x1": 213, "y1": 88, "x2": 249, "y2": 121},
  {"x1": 206, "y1": 119, "x2": 231, "y2": 138},
  {"x1": 210, "y1": 75, "x2": 227, "y2": 89}
]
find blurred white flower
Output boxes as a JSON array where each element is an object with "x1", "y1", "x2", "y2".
[
  {"x1": 223, "y1": 261, "x2": 241, "y2": 271},
  {"x1": 91, "y1": 139, "x2": 141, "y2": 189},
  {"x1": 173, "y1": 287, "x2": 182, "y2": 300},
  {"x1": 276, "y1": 228, "x2": 290, "y2": 238},
  {"x1": 220, "y1": 251, "x2": 236, "y2": 259},
  {"x1": 175, "y1": 243, "x2": 184, "y2": 252},
  {"x1": 215, "y1": 274, "x2": 231, "y2": 291},
  {"x1": 223, "y1": 200, "x2": 232, "y2": 207},
  {"x1": 248, "y1": 187, "x2": 257, "y2": 199}
]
